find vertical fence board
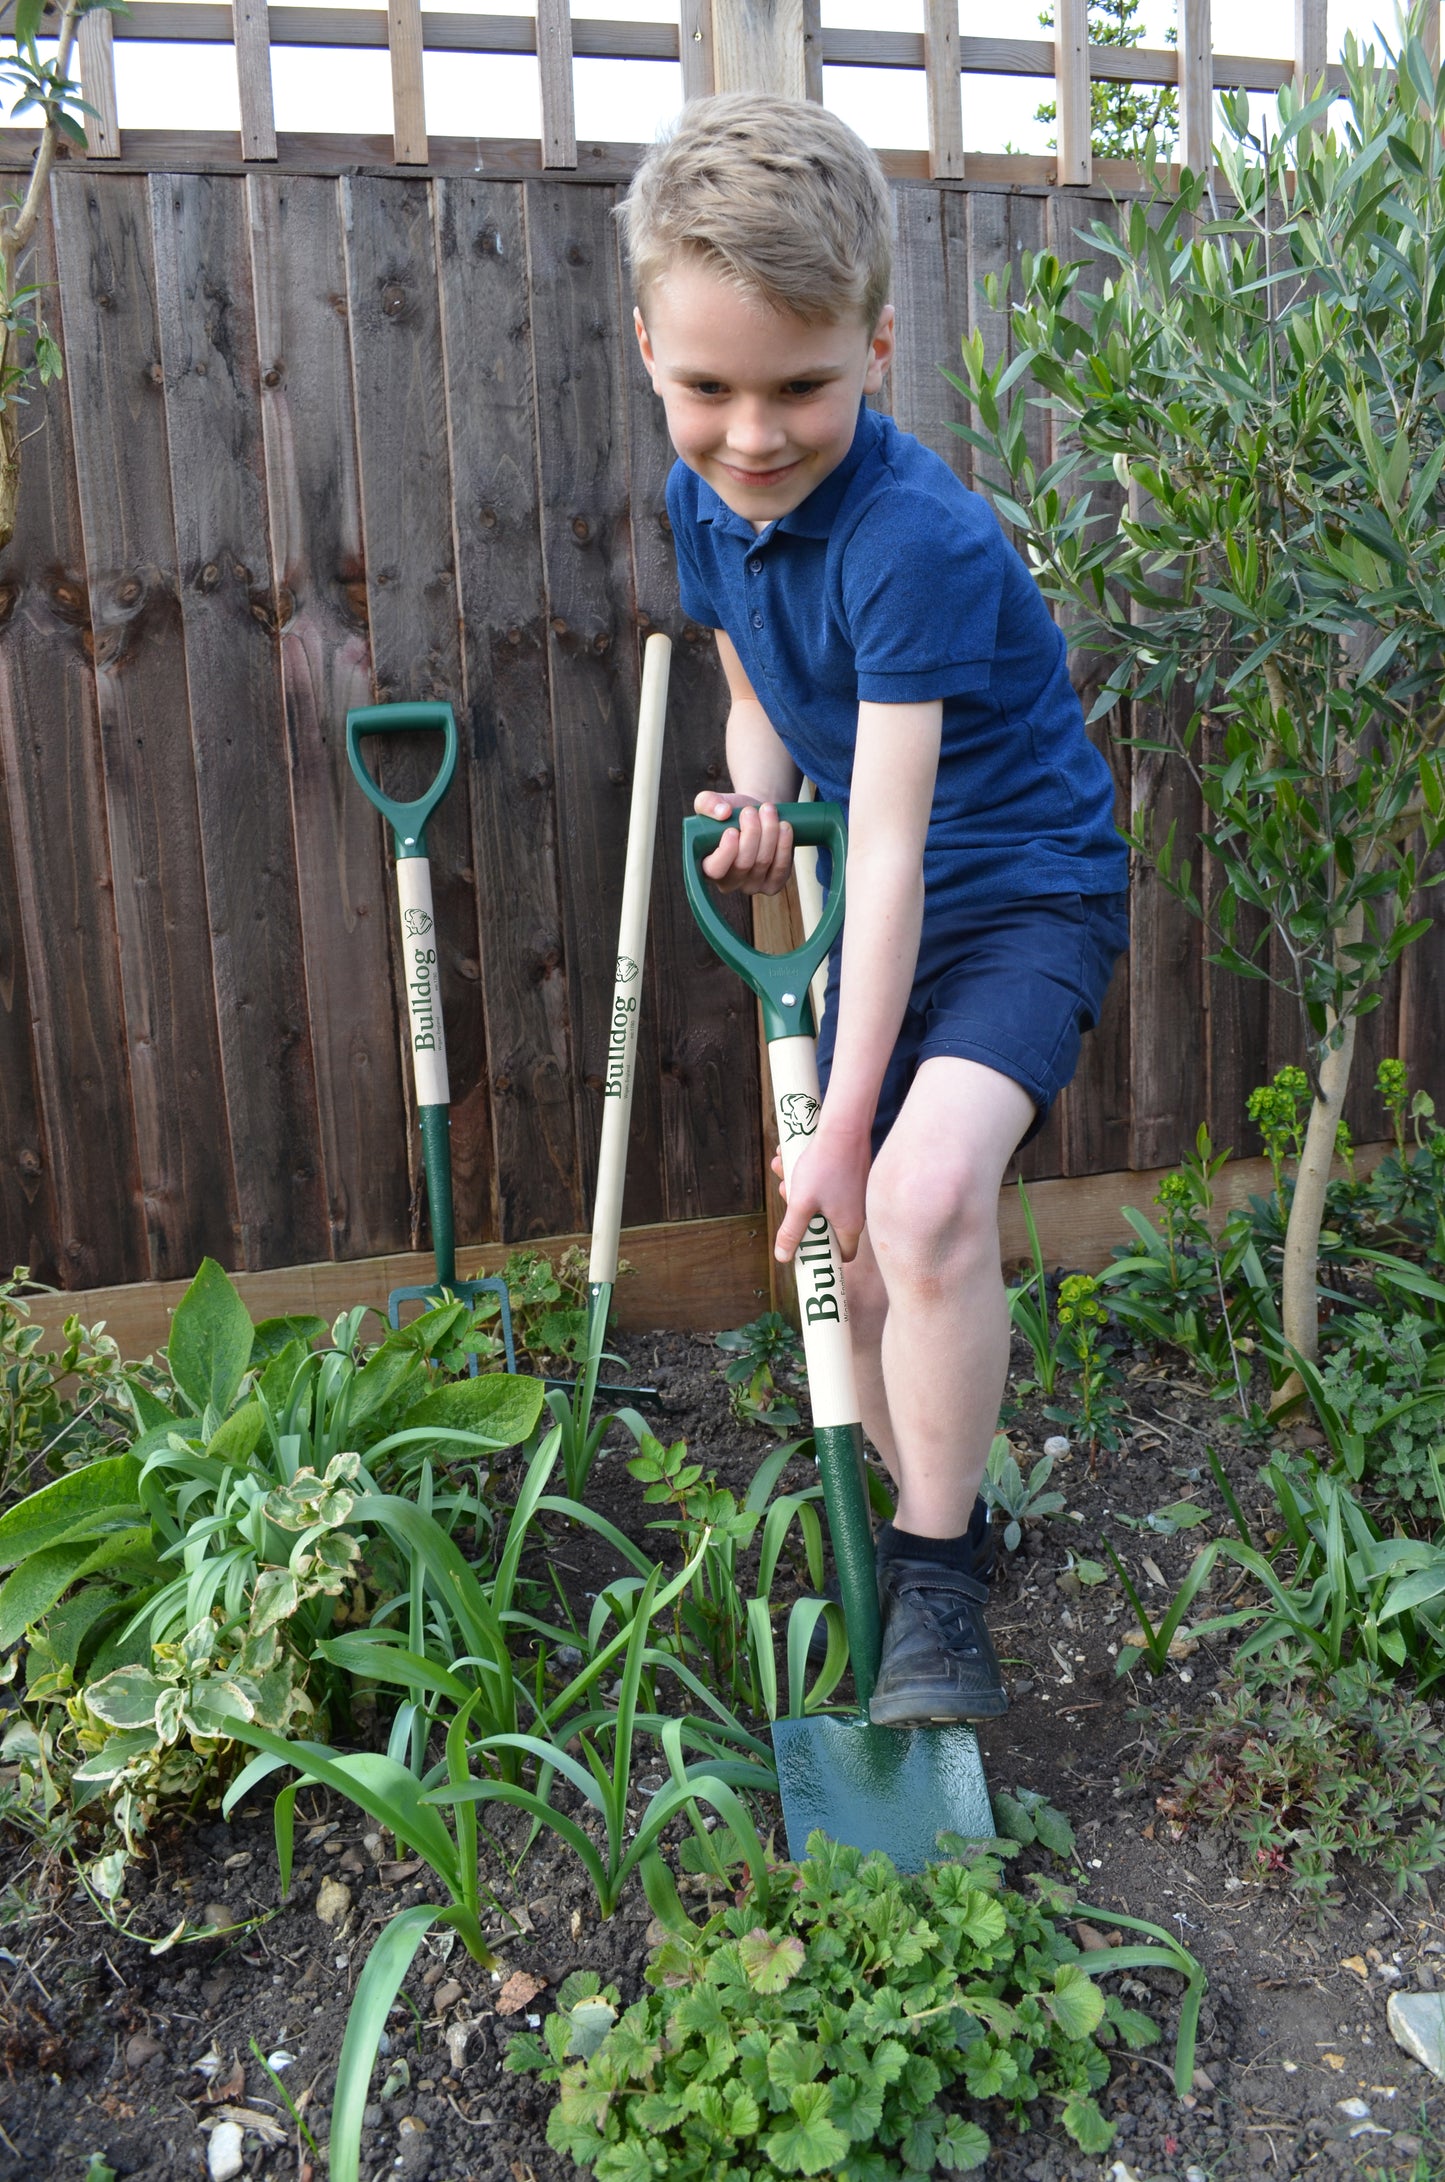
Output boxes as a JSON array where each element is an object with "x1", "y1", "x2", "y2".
[
  {"x1": 233, "y1": 0, "x2": 278, "y2": 162},
  {"x1": 537, "y1": 0, "x2": 579, "y2": 169},
  {"x1": 149, "y1": 172, "x2": 327, "y2": 1273},
  {"x1": 0, "y1": 777, "x2": 54, "y2": 1283},
  {"x1": 1178, "y1": 0, "x2": 1212, "y2": 176},
  {"x1": 679, "y1": 0, "x2": 715, "y2": 99},
  {"x1": 53, "y1": 170, "x2": 238, "y2": 1281},
  {"x1": 248, "y1": 173, "x2": 408, "y2": 1263},
  {"x1": 621, "y1": 233, "x2": 764, "y2": 1224},
  {"x1": 924, "y1": 0, "x2": 964, "y2": 178},
  {"x1": 1128, "y1": 701, "x2": 1204, "y2": 1172},
  {"x1": 0, "y1": 216, "x2": 142, "y2": 1287},
  {"x1": 343, "y1": 175, "x2": 496, "y2": 1250},
  {"x1": 436, "y1": 177, "x2": 581, "y2": 1242},
  {"x1": 1055, "y1": 0, "x2": 1092, "y2": 186},
  {"x1": 527, "y1": 180, "x2": 666, "y2": 1228},
  {"x1": 78, "y1": 11, "x2": 120, "y2": 159},
  {"x1": 388, "y1": 0, "x2": 428, "y2": 166},
  {"x1": 890, "y1": 185, "x2": 970, "y2": 481},
  {"x1": 1402, "y1": 863, "x2": 1445, "y2": 1104},
  {"x1": 711, "y1": 0, "x2": 808, "y2": 98}
]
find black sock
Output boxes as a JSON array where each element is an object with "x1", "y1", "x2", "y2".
[{"x1": 876, "y1": 1520, "x2": 975, "y2": 1573}]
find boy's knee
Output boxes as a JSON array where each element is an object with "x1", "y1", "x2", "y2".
[{"x1": 865, "y1": 1149, "x2": 999, "y2": 1287}]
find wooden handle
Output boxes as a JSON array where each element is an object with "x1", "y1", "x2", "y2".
[{"x1": 590, "y1": 634, "x2": 671, "y2": 1285}]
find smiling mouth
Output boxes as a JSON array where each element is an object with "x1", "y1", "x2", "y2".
[{"x1": 718, "y1": 460, "x2": 801, "y2": 487}]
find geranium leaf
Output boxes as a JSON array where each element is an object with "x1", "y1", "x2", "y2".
[{"x1": 739, "y1": 1927, "x2": 806, "y2": 1994}]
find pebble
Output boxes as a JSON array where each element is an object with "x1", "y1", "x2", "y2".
[
  {"x1": 316, "y1": 1876, "x2": 352, "y2": 1928},
  {"x1": 1388, "y1": 1989, "x2": 1445, "y2": 2079},
  {"x1": 1042, "y1": 1435, "x2": 1070, "y2": 1457},
  {"x1": 124, "y1": 2032, "x2": 161, "y2": 2070},
  {"x1": 207, "y1": 2121, "x2": 245, "y2": 2182}
]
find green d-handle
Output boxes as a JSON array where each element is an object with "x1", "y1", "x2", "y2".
[
  {"x1": 682, "y1": 801, "x2": 848, "y2": 1041},
  {"x1": 346, "y1": 701, "x2": 460, "y2": 860}
]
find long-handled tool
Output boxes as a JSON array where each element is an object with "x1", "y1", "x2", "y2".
[
  {"x1": 684, "y1": 800, "x2": 993, "y2": 1869},
  {"x1": 541, "y1": 634, "x2": 673, "y2": 1413},
  {"x1": 345, "y1": 701, "x2": 516, "y2": 1372}
]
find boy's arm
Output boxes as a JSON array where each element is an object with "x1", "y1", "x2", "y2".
[
  {"x1": 695, "y1": 630, "x2": 801, "y2": 895},
  {"x1": 773, "y1": 696, "x2": 942, "y2": 1264}
]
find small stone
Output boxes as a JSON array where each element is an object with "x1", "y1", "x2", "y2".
[
  {"x1": 444, "y1": 2020, "x2": 470, "y2": 2072},
  {"x1": 125, "y1": 2032, "x2": 161, "y2": 2070},
  {"x1": 1043, "y1": 1435, "x2": 1070, "y2": 1458},
  {"x1": 1336, "y1": 2097, "x2": 1372, "y2": 2119},
  {"x1": 316, "y1": 1877, "x2": 352, "y2": 1928},
  {"x1": 202, "y1": 1902, "x2": 236, "y2": 1931},
  {"x1": 1388, "y1": 1990, "x2": 1445, "y2": 2079},
  {"x1": 207, "y1": 2121, "x2": 245, "y2": 2182},
  {"x1": 433, "y1": 1980, "x2": 464, "y2": 2013}
]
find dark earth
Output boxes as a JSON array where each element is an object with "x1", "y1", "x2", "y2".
[{"x1": 3, "y1": 1326, "x2": 1444, "y2": 2182}]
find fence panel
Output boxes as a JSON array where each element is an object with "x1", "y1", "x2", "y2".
[{"x1": 0, "y1": 162, "x2": 1437, "y2": 1290}]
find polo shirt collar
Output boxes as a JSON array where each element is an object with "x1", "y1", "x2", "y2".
[{"x1": 692, "y1": 402, "x2": 883, "y2": 541}]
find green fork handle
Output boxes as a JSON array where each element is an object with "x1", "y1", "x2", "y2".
[
  {"x1": 682, "y1": 801, "x2": 848, "y2": 1042},
  {"x1": 345, "y1": 702, "x2": 459, "y2": 860}
]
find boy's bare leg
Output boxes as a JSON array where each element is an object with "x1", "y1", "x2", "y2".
[{"x1": 848, "y1": 1056, "x2": 1035, "y2": 1534}]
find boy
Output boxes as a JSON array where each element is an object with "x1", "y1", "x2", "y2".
[{"x1": 622, "y1": 95, "x2": 1128, "y2": 1723}]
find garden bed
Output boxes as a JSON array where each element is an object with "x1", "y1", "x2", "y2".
[{"x1": 2, "y1": 1325, "x2": 1443, "y2": 2182}]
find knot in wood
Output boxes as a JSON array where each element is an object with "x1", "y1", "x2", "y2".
[
  {"x1": 571, "y1": 516, "x2": 590, "y2": 542},
  {"x1": 480, "y1": 508, "x2": 497, "y2": 528},
  {"x1": 263, "y1": 366, "x2": 282, "y2": 388},
  {"x1": 0, "y1": 582, "x2": 17, "y2": 628},
  {"x1": 591, "y1": 630, "x2": 611, "y2": 656},
  {"x1": 380, "y1": 281, "x2": 409, "y2": 319},
  {"x1": 147, "y1": 362, "x2": 164, "y2": 385},
  {"x1": 566, "y1": 243, "x2": 587, "y2": 268},
  {"x1": 116, "y1": 576, "x2": 143, "y2": 608},
  {"x1": 199, "y1": 563, "x2": 220, "y2": 591},
  {"x1": 550, "y1": 616, "x2": 568, "y2": 636},
  {"x1": 48, "y1": 576, "x2": 86, "y2": 621},
  {"x1": 17, "y1": 1148, "x2": 41, "y2": 1177},
  {"x1": 608, "y1": 766, "x2": 625, "y2": 786},
  {"x1": 274, "y1": 585, "x2": 296, "y2": 631}
]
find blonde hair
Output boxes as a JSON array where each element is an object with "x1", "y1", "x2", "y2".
[{"x1": 619, "y1": 94, "x2": 892, "y2": 328}]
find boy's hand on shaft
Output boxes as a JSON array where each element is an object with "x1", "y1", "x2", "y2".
[
  {"x1": 773, "y1": 1121, "x2": 870, "y2": 1266},
  {"x1": 693, "y1": 792, "x2": 794, "y2": 895}
]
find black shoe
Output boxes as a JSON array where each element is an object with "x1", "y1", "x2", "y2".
[
  {"x1": 802, "y1": 1499, "x2": 995, "y2": 1668},
  {"x1": 868, "y1": 1557, "x2": 1008, "y2": 1725}
]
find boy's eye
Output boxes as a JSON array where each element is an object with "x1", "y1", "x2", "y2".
[
  {"x1": 690, "y1": 381, "x2": 727, "y2": 397},
  {"x1": 782, "y1": 380, "x2": 823, "y2": 397}
]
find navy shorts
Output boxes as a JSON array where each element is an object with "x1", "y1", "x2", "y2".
[{"x1": 815, "y1": 890, "x2": 1130, "y2": 1154}]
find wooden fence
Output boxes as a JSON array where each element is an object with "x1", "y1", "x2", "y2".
[{"x1": 0, "y1": 3, "x2": 1440, "y2": 1307}]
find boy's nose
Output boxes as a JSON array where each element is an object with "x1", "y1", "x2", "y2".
[{"x1": 726, "y1": 400, "x2": 788, "y2": 459}]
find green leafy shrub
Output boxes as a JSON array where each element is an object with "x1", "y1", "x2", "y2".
[
  {"x1": 1167, "y1": 1662, "x2": 1445, "y2": 1912},
  {"x1": 1313, "y1": 1312, "x2": 1445, "y2": 1510},
  {"x1": 0, "y1": 1273, "x2": 148, "y2": 1501},
  {"x1": 979, "y1": 1437, "x2": 1064, "y2": 1554},
  {"x1": 715, "y1": 1312, "x2": 804, "y2": 1434},
  {"x1": 508, "y1": 1832, "x2": 1201, "y2": 2176}
]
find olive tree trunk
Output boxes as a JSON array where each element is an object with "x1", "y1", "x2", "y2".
[{"x1": 1278, "y1": 902, "x2": 1364, "y2": 1385}]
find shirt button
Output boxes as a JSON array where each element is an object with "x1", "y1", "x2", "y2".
[
  {"x1": 748, "y1": 556, "x2": 763, "y2": 575},
  {"x1": 751, "y1": 609, "x2": 764, "y2": 629}
]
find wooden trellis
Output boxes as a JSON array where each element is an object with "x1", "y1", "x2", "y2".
[{"x1": 32, "y1": 0, "x2": 1438, "y2": 187}]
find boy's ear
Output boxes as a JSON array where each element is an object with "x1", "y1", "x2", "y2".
[
  {"x1": 864, "y1": 304, "x2": 896, "y2": 394},
  {"x1": 634, "y1": 305, "x2": 657, "y2": 383}
]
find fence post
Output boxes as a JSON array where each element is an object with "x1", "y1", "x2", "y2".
[
  {"x1": 710, "y1": 0, "x2": 808, "y2": 100},
  {"x1": 680, "y1": 0, "x2": 715, "y2": 98},
  {"x1": 77, "y1": 10, "x2": 120, "y2": 158},
  {"x1": 924, "y1": 0, "x2": 965, "y2": 178},
  {"x1": 1055, "y1": 0, "x2": 1092, "y2": 185},
  {"x1": 538, "y1": 0, "x2": 579, "y2": 167},
  {"x1": 1178, "y1": 0, "x2": 1212, "y2": 176},
  {"x1": 1294, "y1": 0, "x2": 1327, "y2": 101},
  {"x1": 388, "y1": 0, "x2": 427, "y2": 163},
  {"x1": 233, "y1": 0, "x2": 277, "y2": 161}
]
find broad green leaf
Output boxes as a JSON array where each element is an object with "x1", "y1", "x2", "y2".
[
  {"x1": 1061, "y1": 2091, "x2": 1115, "y2": 2153},
  {"x1": 72, "y1": 1727, "x2": 155, "y2": 1782},
  {"x1": 250, "y1": 1314, "x2": 326, "y2": 1363},
  {"x1": 0, "y1": 1527, "x2": 154, "y2": 1650},
  {"x1": 737, "y1": 1927, "x2": 805, "y2": 1993},
  {"x1": 167, "y1": 1259, "x2": 254, "y2": 1418},
  {"x1": 207, "y1": 1399, "x2": 266, "y2": 1467},
  {"x1": 764, "y1": 2083, "x2": 850, "y2": 2177},
  {"x1": 395, "y1": 1370, "x2": 545, "y2": 1449},
  {"x1": 1049, "y1": 1961, "x2": 1108, "y2": 2041},
  {"x1": 0, "y1": 1455, "x2": 142, "y2": 1570},
  {"x1": 566, "y1": 1998, "x2": 618, "y2": 2059},
  {"x1": 85, "y1": 1662, "x2": 167, "y2": 1729}
]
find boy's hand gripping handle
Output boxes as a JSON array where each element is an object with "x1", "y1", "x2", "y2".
[{"x1": 682, "y1": 801, "x2": 847, "y2": 1043}]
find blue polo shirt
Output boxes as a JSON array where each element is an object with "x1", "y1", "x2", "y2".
[{"x1": 667, "y1": 405, "x2": 1128, "y2": 929}]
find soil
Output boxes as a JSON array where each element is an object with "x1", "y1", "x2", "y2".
[{"x1": 3, "y1": 1328, "x2": 1445, "y2": 2182}]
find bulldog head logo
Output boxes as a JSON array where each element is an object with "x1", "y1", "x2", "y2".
[
  {"x1": 403, "y1": 907, "x2": 434, "y2": 938},
  {"x1": 615, "y1": 955, "x2": 639, "y2": 983},
  {"x1": 780, "y1": 1091, "x2": 820, "y2": 1140}
]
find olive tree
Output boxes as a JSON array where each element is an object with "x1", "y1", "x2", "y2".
[
  {"x1": 950, "y1": 10, "x2": 1445, "y2": 1380},
  {"x1": 0, "y1": 0, "x2": 121, "y2": 551}
]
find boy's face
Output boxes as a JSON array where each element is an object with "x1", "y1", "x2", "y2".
[{"x1": 634, "y1": 260, "x2": 894, "y2": 533}]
